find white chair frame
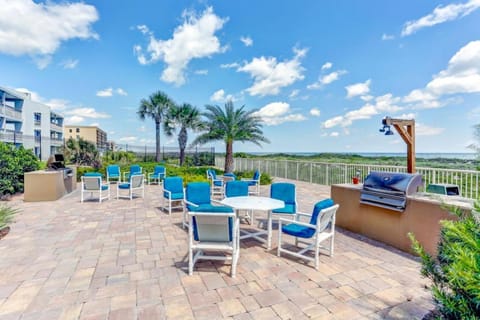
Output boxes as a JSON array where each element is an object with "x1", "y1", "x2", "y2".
[
  {"x1": 81, "y1": 176, "x2": 110, "y2": 203},
  {"x1": 148, "y1": 169, "x2": 166, "y2": 185},
  {"x1": 277, "y1": 204, "x2": 339, "y2": 270},
  {"x1": 162, "y1": 188, "x2": 185, "y2": 215},
  {"x1": 116, "y1": 174, "x2": 145, "y2": 200},
  {"x1": 241, "y1": 173, "x2": 261, "y2": 195},
  {"x1": 188, "y1": 211, "x2": 240, "y2": 277}
]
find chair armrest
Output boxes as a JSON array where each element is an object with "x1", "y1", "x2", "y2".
[
  {"x1": 184, "y1": 199, "x2": 199, "y2": 208},
  {"x1": 210, "y1": 199, "x2": 224, "y2": 206},
  {"x1": 163, "y1": 189, "x2": 172, "y2": 198},
  {"x1": 278, "y1": 218, "x2": 315, "y2": 229}
]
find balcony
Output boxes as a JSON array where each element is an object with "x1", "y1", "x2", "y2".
[
  {"x1": 50, "y1": 137, "x2": 63, "y2": 146},
  {"x1": 0, "y1": 105, "x2": 22, "y2": 121},
  {"x1": 0, "y1": 129, "x2": 23, "y2": 143},
  {"x1": 50, "y1": 122, "x2": 62, "y2": 132}
]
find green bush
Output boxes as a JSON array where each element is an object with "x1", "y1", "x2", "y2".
[
  {"x1": 409, "y1": 205, "x2": 480, "y2": 319},
  {"x1": 0, "y1": 142, "x2": 40, "y2": 195},
  {"x1": 0, "y1": 204, "x2": 19, "y2": 229}
]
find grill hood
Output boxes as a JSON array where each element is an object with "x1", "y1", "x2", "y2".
[{"x1": 360, "y1": 171, "x2": 423, "y2": 212}]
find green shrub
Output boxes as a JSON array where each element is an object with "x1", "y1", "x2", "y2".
[
  {"x1": 0, "y1": 204, "x2": 19, "y2": 229},
  {"x1": 409, "y1": 205, "x2": 480, "y2": 319},
  {"x1": 0, "y1": 142, "x2": 40, "y2": 195}
]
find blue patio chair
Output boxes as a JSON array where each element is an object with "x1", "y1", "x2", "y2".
[
  {"x1": 148, "y1": 165, "x2": 166, "y2": 185},
  {"x1": 106, "y1": 165, "x2": 121, "y2": 183},
  {"x1": 225, "y1": 180, "x2": 253, "y2": 224},
  {"x1": 162, "y1": 176, "x2": 184, "y2": 215},
  {"x1": 270, "y1": 182, "x2": 298, "y2": 221},
  {"x1": 207, "y1": 169, "x2": 225, "y2": 198},
  {"x1": 241, "y1": 170, "x2": 261, "y2": 195},
  {"x1": 117, "y1": 174, "x2": 145, "y2": 200},
  {"x1": 81, "y1": 175, "x2": 110, "y2": 203},
  {"x1": 184, "y1": 182, "x2": 231, "y2": 228},
  {"x1": 188, "y1": 205, "x2": 239, "y2": 277},
  {"x1": 123, "y1": 164, "x2": 142, "y2": 182},
  {"x1": 277, "y1": 199, "x2": 339, "y2": 270}
]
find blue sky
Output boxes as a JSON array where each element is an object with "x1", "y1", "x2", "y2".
[{"x1": 2, "y1": 0, "x2": 480, "y2": 154}]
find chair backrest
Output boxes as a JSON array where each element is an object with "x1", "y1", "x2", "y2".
[
  {"x1": 130, "y1": 164, "x2": 142, "y2": 174},
  {"x1": 192, "y1": 213, "x2": 234, "y2": 242},
  {"x1": 83, "y1": 176, "x2": 101, "y2": 190},
  {"x1": 186, "y1": 182, "x2": 211, "y2": 208},
  {"x1": 154, "y1": 165, "x2": 165, "y2": 175},
  {"x1": 309, "y1": 198, "x2": 336, "y2": 228},
  {"x1": 207, "y1": 169, "x2": 217, "y2": 179},
  {"x1": 225, "y1": 181, "x2": 249, "y2": 198},
  {"x1": 107, "y1": 165, "x2": 120, "y2": 176},
  {"x1": 130, "y1": 174, "x2": 144, "y2": 188},
  {"x1": 164, "y1": 176, "x2": 184, "y2": 193},
  {"x1": 224, "y1": 172, "x2": 236, "y2": 181},
  {"x1": 271, "y1": 183, "x2": 296, "y2": 207},
  {"x1": 253, "y1": 170, "x2": 260, "y2": 181}
]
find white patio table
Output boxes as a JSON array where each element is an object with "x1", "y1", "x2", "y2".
[{"x1": 220, "y1": 196, "x2": 284, "y2": 250}]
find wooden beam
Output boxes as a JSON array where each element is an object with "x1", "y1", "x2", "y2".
[{"x1": 383, "y1": 117, "x2": 416, "y2": 173}]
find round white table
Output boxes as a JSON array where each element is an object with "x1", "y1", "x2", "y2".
[{"x1": 220, "y1": 196, "x2": 284, "y2": 250}]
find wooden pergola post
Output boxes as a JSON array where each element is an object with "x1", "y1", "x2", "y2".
[{"x1": 382, "y1": 117, "x2": 416, "y2": 173}]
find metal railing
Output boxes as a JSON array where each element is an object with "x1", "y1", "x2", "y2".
[
  {"x1": 215, "y1": 157, "x2": 480, "y2": 199},
  {"x1": 0, "y1": 129, "x2": 23, "y2": 143},
  {"x1": 0, "y1": 105, "x2": 22, "y2": 120}
]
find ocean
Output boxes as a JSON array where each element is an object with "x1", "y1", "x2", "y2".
[{"x1": 251, "y1": 152, "x2": 477, "y2": 160}]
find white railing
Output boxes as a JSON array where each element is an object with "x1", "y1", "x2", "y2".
[
  {"x1": 0, "y1": 105, "x2": 22, "y2": 120},
  {"x1": 215, "y1": 157, "x2": 480, "y2": 199},
  {"x1": 0, "y1": 129, "x2": 23, "y2": 143}
]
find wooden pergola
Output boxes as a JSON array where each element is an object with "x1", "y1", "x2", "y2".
[{"x1": 382, "y1": 117, "x2": 416, "y2": 173}]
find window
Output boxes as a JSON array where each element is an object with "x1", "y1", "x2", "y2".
[
  {"x1": 76, "y1": 128, "x2": 80, "y2": 133},
  {"x1": 69, "y1": 129, "x2": 72, "y2": 133},
  {"x1": 34, "y1": 112, "x2": 41, "y2": 124}
]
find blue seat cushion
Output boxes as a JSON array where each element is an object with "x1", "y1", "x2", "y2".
[
  {"x1": 189, "y1": 204, "x2": 233, "y2": 213},
  {"x1": 101, "y1": 185, "x2": 109, "y2": 191},
  {"x1": 84, "y1": 172, "x2": 102, "y2": 177},
  {"x1": 273, "y1": 204, "x2": 296, "y2": 214},
  {"x1": 213, "y1": 180, "x2": 223, "y2": 187},
  {"x1": 165, "y1": 191, "x2": 184, "y2": 200},
  {"x1": 118, "y1": 183, "x2": 130, "y2": 189},
  {"x1": 282, "y1": 223, "x2": 315, "y2": 239},
  {"x1": 246, "y1": 180, "x2": 257, "y2": 186},
  {"x1": 310, "y1": 198, "x2": 335, "y2": 225}
]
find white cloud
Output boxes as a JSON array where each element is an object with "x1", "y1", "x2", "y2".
[
  {"x1": 240, "y1": 36, "x2": 253, "y2": 47},
  {"x1": 416, "y1": 123, "x2": 445, "y2": 136},
  {"x1": 64, "y1": 107, "x2": 110, "y2": 119},
  {"x1": 220, "y1": 62, "x2": 240, "y2": 69},
  {"x1": 330, "y1": 132, "x2": 339, "y2": 137},
  {"x1": 134, "y1": 7, "x2": 227, "y2": 86},
  {"x1": 310, "y1": 108, "x2": 321, "y2": 116},
  {"x1": 346, "y1": 79, "x2": 371, "y2": 98},
  {"x1": 118, "y1": 136, "x2": 138, "y2": 143},
  {"x1": 65, "y1": 115, "x2": 83, "y2": 124},
  {"x1": 289, "y1": 89, "x2": 299, "y2": 99},
  {"x1": 238, "y1": 47, "x2": 307, "y2": 96},
  {"x1": 96, "y1": 87, "x2": 127, "y2": 97},
  {"x1": 382, "y1": 33, "x2": 395, "y2": 40},
  {"x1": 308, "y1": 70, "x2": 347, "y2": 89},
  {"x1": 89, "y1": 122, "x2": 99, "y2": 127},
  {"x1": 323, "y1": 116, "x2": 344, "y2": 129},
  {"x1": 210, "y1": 89, "x2": 235, "y2": 102},
  {"x1": 321, "y1": 62, "x2": 333, "y2": 70},
  {"x1": 96, "y1": 88, "x2": 113, "y2": 97},
  {"x1": 15, "y1": 88, "x2": 69, "y2": 111},
  {"x1": 401, "y1": 0, "x2": 480, "y2": 36},
  {"x1": 116, "y1": 88, "x2": 128, "y2": 96},
  {"x1": 60, "y1": 59, "x2": 79, "y2": 69},
  {"x1": 0, "y1": 0, "x2": 98, "y2": 68},
  {"x1": 253, "y1": 102, "x2": 306, "y2": 125},
  {"x1": 194, "y1": 69, "x2": 208, "y2": 75}
]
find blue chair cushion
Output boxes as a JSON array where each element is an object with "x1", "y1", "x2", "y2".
[
  {"x1": 213, "y1": 180, "x2": 223, "y2": 187},
  {"x1": 224, "y1": 172, "x2": 236, "y2": 180},
  {"x1": 282, "y1": 223, "x2": 315, "y2": 239},
  {"x1": 190, "y1": 204, "x2": 233, "y2": 213},
  {"x1": 246, "y1": 180, "x2": 257, "y2": 186},
  {"x1": 118, "y1": 183, "x2": 130, "y2": 189},
  {"x1": 164, "y1": 177, "x2": 184, "y2": 193},
  {"x1": 253, "y1": 170, "x2": 260, "y2": 180},
  {"x1": 101, "y1": 185, "x2": 109, "y2": 191},
  {"x1": 165, "y1": 191, "x2": 184, "y2": 200},
  {"x1": 225, "y1": 181, "x2": 249, "y2": 197},
  {"x1": 84, "y1": 172, "x2": 102, "y2": 177},
  {"x1": 309, "y1": 198, "x2": 335, "y2": 225},
  {"x1": 273, "y1": 204, "x2": 296, "y2": 214},
  {"x1": 186, "y1": 182, "x2": 211, "y2": 206}
]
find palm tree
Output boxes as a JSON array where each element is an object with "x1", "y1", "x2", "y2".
[
  {"x1": 191, "y1": 101, "x2": 269, "y2": 173},
  {"x1": 164, "y1": 103, "x2": 203, "y2": 166},
  {"x1": 137, "y1": 91, "x2": 174, "y2": 162}
]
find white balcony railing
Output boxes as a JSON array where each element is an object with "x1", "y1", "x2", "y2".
[
  {"x1": 0, "y1": 129, "x2": 23, "y2": 143},
  {"x1": 50, "y1": 122, "x2": 62, "y2": 132},
  {"x1": 0, "y1": 105, "x2": 22, "y2": 121},
  {"x1": 216, "y1": 157, "x2": 480, "y2": 200}
]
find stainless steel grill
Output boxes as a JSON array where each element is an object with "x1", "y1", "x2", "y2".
[{"x1": 360, "y1": 171, "x2": 423, "y2": 212}]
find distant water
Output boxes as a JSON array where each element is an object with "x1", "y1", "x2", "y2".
[{"x1": 251, "y1": 152, "x2": 477, "y2": 160}]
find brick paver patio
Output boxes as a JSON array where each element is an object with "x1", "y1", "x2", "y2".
[{"x1": 0, "y1": 179, "x2": 434, "y2": 319}]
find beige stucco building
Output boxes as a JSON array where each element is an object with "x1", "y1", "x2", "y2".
[{"x1": 64, "y1": 125, "x2": 108, "y2": 150}]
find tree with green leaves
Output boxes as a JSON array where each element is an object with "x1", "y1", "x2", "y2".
[
  {"x1": 164, "y1": 103, "x2": 203, "y2": 166},
  {"x1": 63, "y1": 137, "x2": 101, "y2": 168},
  {"x1": 138, "y1": 91, "x2": 175, "y2": 162},
  {"x1": 191, "y1": 101, "x2": 269, "y2": 173}
]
